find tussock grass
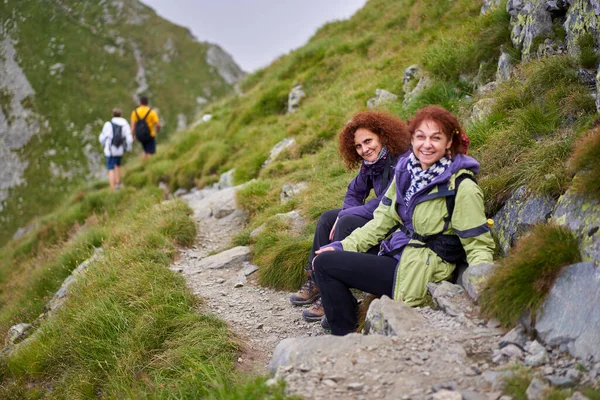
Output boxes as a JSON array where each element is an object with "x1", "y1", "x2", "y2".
[
  {"x1": 471, "y1": 56, "x2": 596, "y2": 213},
  {"x1": 0, "y1": 189, "x2": 289, "y2": 398},
  {"x1": 480, "y1": 224, "x2": 581, "y2": 327},
  {"x1": 571, "y1": 126, "x2": 600, "y2": 198},
  {"x1": 255, "y1": 234, "x2": 312, "y2": 291}
]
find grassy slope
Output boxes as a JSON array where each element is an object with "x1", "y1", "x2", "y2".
[
  {"x1": 0, "y1": 0, "x2": 235, "y2": 246},
  {"x1": 0, "y1": 0, "x2": 599, "y2": 397}
]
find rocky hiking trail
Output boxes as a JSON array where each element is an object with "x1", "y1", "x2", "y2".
[{"x1": 172, "y1": 184, "x2": 591, "y2": 400}]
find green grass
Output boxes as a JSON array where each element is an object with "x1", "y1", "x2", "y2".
[
  {"x1": 0, "y1": 0, "x2": 237, "y2": 247},
  {"x1": 480, "y1": 223, "x2": 582, "y2": 327},
  {"x1": 571, "y1": 126, "x2": 600, "y2": 198},
  {"x1": 470, "y1": 56, "x2": 597, "y2": 214},
  {"x1": 0, "y1": 187, "x2": 290, "y2": 398},
  {"x1": 578, "y1": 32, "x2": 599, "y2": 69}
]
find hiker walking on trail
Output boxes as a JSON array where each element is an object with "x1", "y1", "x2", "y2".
[
  {"x1": 290, "y1": 111, "x2": 411, "y2": 323},
  {"x1": 131, "y1": 95, "x2": 160, "y2": 161},
  {"x1": 99, "y1": 108, "x2": 133, "y2": 190},
  {"x1": 312, "y1": 105, "x2": 494, "y2": 336}
]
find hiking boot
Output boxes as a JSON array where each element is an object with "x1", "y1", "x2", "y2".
[
  {"x1": 320, "y1": 315, "x2": 331, "y2": 332},
  {"x1": 302, "y1": 297, "x2": 324, "y2": 322},
  {"x1": 289, "y1": 276, "x2": 319, "y2": 305}
]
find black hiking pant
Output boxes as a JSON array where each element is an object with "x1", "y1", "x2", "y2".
[
  {"x1": 307, "y1": 208, "x2": 371, "y2": 269},
  {"x1": 312, "y1": 251, "x2": 397, "y2": 336}
]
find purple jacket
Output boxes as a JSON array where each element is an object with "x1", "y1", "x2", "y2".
[{"x1": 338, "y1": 153, "x2": 397, "y2": 220}]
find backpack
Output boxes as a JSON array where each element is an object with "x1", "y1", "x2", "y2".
[
  {"x1": 134, "y1": 108, "x2": 152, "y2": 142},
  {"x1": 110, "y1": 122, "x2": 124, "y2": 149},
  {"x1": 384, "y1": 174, "x2": 478, "y2": 266}
]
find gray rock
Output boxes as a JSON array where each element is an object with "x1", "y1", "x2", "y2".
[
  {"x1": 366, "y1": 88, "x2": 398, "y2": 109},
  {"x1": 403, "y1": 64, "x2": 422, "y2": 93},
  {"x1": 500, "y1": 344, "x2": 524, "y2": 360},
  {"x1": 4, "y1": 323, "x2": 33, "y2": 346},
  {"x1": 597, "y1": 65, "x2": 600, "y2": 112},
  {"x1": 426, "y1": 281, "x2": 467, "y2": 317},
  {"x1": 499, "y1": 325, "x2": 528, "y2": 348},
  {"x1": 280, "y1": 182, "x2": 308, "y2": 204},
  {"x1": 269, "y1": 333, "x2": 393, "y2": 373},
  {"x1": 526, "y1": 377, "x2": 549, "y2": 400},
  {"x1": 524, "y1": 341, "x2": 549, "y2": 366},
  {"x1": 403, "y1": 73, "x2": 431, "y2": 108},
  {"x1": 469, "y1": 98, "x2": 497, "y2": 125},
  {"x1": 205, "y1": 44, "x2": 245, "y2": 85},
  {"x1": 508, "y1": 0, "x2": 554, "y2": 61},
  {"x1": 564, "y1": 2, "x2": 600, "y2": 60},
  {"x1": 249, "y1": 223, "x2": 266, "y2": 239},
  {"x1": 273, "y1": 210, "x2": 306, "y2": 236},
  {"x1": 287, "y1": 85, "x2": 306, "y2": 113},
  {"x1": 477, "y1": 81, "x2": 498, "y2": 96},
  {"x1": 480, "y1": 370, "x2": 513, "y2": 390},
  {"x1": 535, "y1": 262, "x2": 600, "y2": 361},
  {"x1": 460, "y1": 390, "x2": 488, "y2": 400},
  {"x1": 186, "y1": 246, "x2": 250, "y2": 273},
  {"x1": 174, "y1": 188, "x2": 188, "y2": 197},
  {"x1": 461, "y1": 262, "x2": 496, "y2": 301},
  {"x1": 553, "y1": 177, "x2": 600, "y2": 262},
  {"x1": 481, "y1": 0, "x2": 502, "y2": 14},
  {"x1": 566, "y1": 392, "x2": 591, "y2": 400},
  {"x1": 496, "y1": 49, "x2": 512, "y2": 82},
  {"x1": 547, "y1": 375, "x2": 576, "y2": 388},
  {"x1": 493, "y1": 185, "x2": 555, "y2": 255},
  {"x1": 45, "y1": 248, "x2": 104, "y2": 315},
  {"x1": 218, "y1": 169, "x2": 235, "y2": 189},
  {"x1": 263, "y1": 138, "x2": 296, "y2": 168},
  {"x1": 242, "y1": 262, "x2": 259, "y2": 276},
  {"x1": 432, "y1": 389, "x2": 462, "y2": 400},
  {"x1": 363, "y1": 295, "x2": 426, "y2": 336}
]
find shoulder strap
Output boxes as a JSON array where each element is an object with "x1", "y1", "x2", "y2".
[
  {"x1": 135, "y1": 110, "x2": 141, "y2": 120},
  {"x1": 142, "y1": 108, "x2": 152, "y2": 121},
  {"x1": 445, "y1": 174, "x2": 477, "y2": 225},
  {"x1": 381, "y1": 154, "x2": 393, "y2": 191}
]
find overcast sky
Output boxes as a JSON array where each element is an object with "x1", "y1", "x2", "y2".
[{"x1": 141, "y1": 0, "x2": 367, "y2": 72}]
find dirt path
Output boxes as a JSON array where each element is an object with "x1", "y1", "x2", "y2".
[
  {"x1": 171, "y1": 185, "x2": 525, "y2": 399},
  {"x1": 173, "y1": 186, "x2": 325, "y2": 374}
]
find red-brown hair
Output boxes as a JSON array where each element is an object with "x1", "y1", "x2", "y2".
[
  {"x1": 408, "y1": 105, "x2": 468, "y2": 157},
  {"x1": 338, "y1": 111, "x2": 410, "y2": 169}
]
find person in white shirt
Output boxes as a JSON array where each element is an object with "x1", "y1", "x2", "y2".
[{"x1": 99, "y1": 108, "x2": 133, "y2": 190}]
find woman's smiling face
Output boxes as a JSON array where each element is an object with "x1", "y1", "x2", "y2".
[
  {"x1": 411, "y1": 119, "x2": 452, "y2": 170},
  {"x1": 353, "y1": 128, "x2": 382, "y2": 163}
]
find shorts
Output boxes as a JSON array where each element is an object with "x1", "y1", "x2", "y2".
[
  {"x1": 140, "y1": 137, "x2": 156, "y2": 154},
  {"x1": 106, "y1": 156, "x2": 122, "y2": 170}
]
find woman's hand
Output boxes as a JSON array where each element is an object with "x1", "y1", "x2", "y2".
[
  {"x1": 312, "y1": 246, "x2": 336, "y2": 269},
  {"x1": 328, "y1": 217, "x2": 339, "y2": 241},
  {"x1": 315, "y1": 246, "x2": 335, "y2": 255}
]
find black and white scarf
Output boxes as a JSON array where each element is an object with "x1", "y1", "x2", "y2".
[
  {"x1": 363, "y1": 146, "x2": 388, "y2": 165},
  {"x1": 404, "y1": 153, "x2": 451, "y2": 204}
]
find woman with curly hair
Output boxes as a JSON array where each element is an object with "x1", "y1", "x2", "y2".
[
  {"x1": 312, "y1": 105, "x2": 494, "y2": 335},
  {"x1": 290, "y1": 111, "x2": 410, "y2": 322}
]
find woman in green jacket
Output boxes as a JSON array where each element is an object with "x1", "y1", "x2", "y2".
[{"x1": 313, "y1": 105, "x2": 495, "y2": 335}]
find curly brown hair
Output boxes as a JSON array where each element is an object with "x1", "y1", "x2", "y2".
[
  {"x1": 408, "y1": 105, "x2": 468, "y2": 157},
  {"x1": 338, "y1": 111, "x2": 410, "y2": 169}
]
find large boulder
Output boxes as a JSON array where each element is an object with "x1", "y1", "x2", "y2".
[
  {"x1": 492, "y1": 186, "x2": 556, "y2": 255},
  {"x1": 461, "y1": 262, "x2": 496, "y2": 302},
  {"x1": 366, "y1": 88, "x2": 398, "y2": 109},
  {"x1": 508, "y1": 0, "x2": 554, "y2": 61},
  {"x1": 262, "y1": 138, "x2": 296, "y2": 168},
  {"x1": 535, "y1": 261, "x2": 600, "y2": 361},
  {"x1": 287, "y1": 85, "x2": 306, "y2": 113},
  {"x1": 564, "y1": 0, "x2": 600, "y2": 58},
  {"x1": 551, "y1": 183, "x2": 600, "y2": 262},
  {"x1": 363, "y1": 295, "x2": 426, "y2": 335}
]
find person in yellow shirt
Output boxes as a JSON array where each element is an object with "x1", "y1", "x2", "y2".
[{"x1": 130, "y1": 96, "x2": 160, "y2": 161}]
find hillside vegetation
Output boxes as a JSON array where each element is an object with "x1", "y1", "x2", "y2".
[
  {"x1": 1, "y1": 0, "x2": 598, "y2": 397},
  {"x1": 0, "y1": 0, "x2": 242, "y2": 245}
]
